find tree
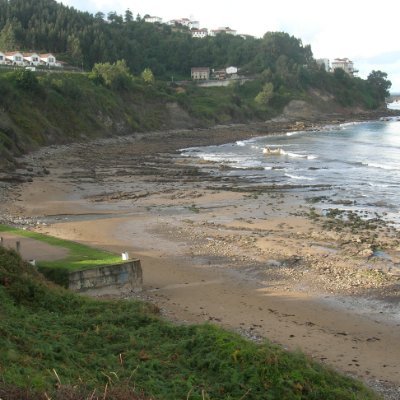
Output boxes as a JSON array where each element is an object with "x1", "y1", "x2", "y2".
[
  {"x1": 0, "y1": 22, "x2": 18, "y2": 51},
  {"x1": 367, "y1": 70, "x2": 392, "y2": 101},
  {"x1": 67, "y1": 35, "x2": 83, "y2": 67},
  {"x1": 90, "y1": 59, "x2": 132, "y2": 90},
  {"x1": 94, "y1": 12, "x2": 105, "y2": 21},
  {"x1": 107, "y1": 11, "x2": 123, "y2": 24},
  {"x1": 13, "y1": 69, "x2": 39, "y2": 92},
  {"x1": 255, "y1": 82, "x2": 274, "y2": 105},
  {"x1": 141, "y1": 68, "x2": 155, "y2": 84},
  {"x1": 124, "y1": 9, "x2": 133, "y2": 23}
]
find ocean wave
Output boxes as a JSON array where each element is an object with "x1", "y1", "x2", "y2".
[
  {"x1": 286, "y1": 130, "x2": 305, "y2": 137},
  {"x1": 366, "y1": 182, "x2": 391, "y2": 188},
  {"x1": 285, "y1": 173, "x2": 315, "y2": 181},
  {"x1": 339, "y1": 121, "x2": 365, "y2": 129},
  {"x1": 236, "y1": 140, "x2": 247, "y2": 147},
  {"x1": 363, "y1": 162, "x2": 400, "y2": 171},
  {"x1": 180, "y1": 147, "x2": 201, "y2": 153},
  {"x1": 285, "y1": 151, "x2": 317, "y2": 160}
]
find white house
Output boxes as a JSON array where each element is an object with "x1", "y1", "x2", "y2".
[
  {"x1": 191, "y1": 67, "x2": 210, "y2": 80},
  {"x1": 169, "y1": 18, "x2": 199, "y2": 30},
  {"x1": 188, "y1": 20, "x2": 200, "y2": 29},
  {"x1": 40, "y1": 53, "x2": 57, "y2": 66},
  {"x1": 144, "y1": 15, "x2": 162, "y2": 23},
  {"x1": 210, "y1": 27, "x2": 237, "y2": 36},
  {"x1": 191, "y1": 28, "x2": 208, "y2": 38},
  {"x1": 5, "y1": 51, "x2": 24, "y2": 66},
  {"x1": 331, "y1": 58, "x2": 356, "y2": 76},
  {"x1": 226, "y1": 66, "x2": 238, "y2": 75},
  {"x1": 0, "y1": 51, "x2": 5, "y2": 64},
  {"x1": 23, "y1": 52, "x2": 41, "y2": 66}
]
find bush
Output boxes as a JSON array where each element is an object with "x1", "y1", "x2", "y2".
[{"x1": 11, "y1": 69, "x2": 40, "y2": 92}]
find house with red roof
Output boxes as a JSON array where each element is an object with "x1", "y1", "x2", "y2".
[{"x1": 5, "y1": 51, "x2": 24, "y2": 65}]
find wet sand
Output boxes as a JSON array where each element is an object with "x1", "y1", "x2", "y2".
[{"x1": 1, "y1": 125, "x2": 400, "y2": 398}]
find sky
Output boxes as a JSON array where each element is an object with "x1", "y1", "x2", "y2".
[{"x1": 60, "y1": 0, "x2": 400, "y2": 92}]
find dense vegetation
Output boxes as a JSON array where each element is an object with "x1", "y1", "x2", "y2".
[
  {"x1": 0, "y1": 243, "x2": 380, "y2": 399},
  {"x1": 0, "y1": 66, "x2": 271, "y2": 169},
  {"x1": 0, "y1": 0, "x2": 393, "y2": 170},
  {"x1": 0, "y1": 0, "x2": 391, "y2": 103}
]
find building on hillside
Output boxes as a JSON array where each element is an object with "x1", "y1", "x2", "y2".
[
  {"x1": 226, "y1": 66, "x2": 238, "y2": 75},
  {"x1": 212, "y1": 69, "x2": 226, "y2": 80},
  {"x1": 331, "y1": 58, "x2": 357, "y2": 76},
  {"x1": 316, "y1": 58, "x2": 331, "y2": 72},
  {"x1": 40, "y1": 53, "x2": 57, "y2": 66},
  {"x1": 169, "y1": 18, "x2": 199, "y2": 30},
  {"x1": 188, "y1": 20, "x2": 200, "y2": 30},
  {"x1": 191, "y1": 28, "x2": 208, "y2": 38},
  {"x1": 0, "y1": 51, "x2": 5, "y2": 64},
  {"x1": 23, "y1": 52, "x2": 41, "y2": 66},
  {"x1": 5, "y1": 51, "x2": 24, "y2": 65},
  {"x1": 210, "y1": 27, "x2": 237, "y2": 36},
  {"x1": 144, "y1": 15, "x2": 162, "y2": 23},
  {"x1": 191, "y1": 67, "x2": 210, "y2": 80}
]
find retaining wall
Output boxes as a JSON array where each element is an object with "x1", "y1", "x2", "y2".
[{"x1": 68, "y1": 259, "x2": 143, "y2": 296}]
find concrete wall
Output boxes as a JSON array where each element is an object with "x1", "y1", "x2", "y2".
[
  {"x1": 68, "y1": 259, "x2": 143, "y2": 296},
  {"x1": 197, "y1": 78, "x2": 253, "y2": 87}
]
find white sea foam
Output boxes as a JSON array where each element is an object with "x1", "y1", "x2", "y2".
[
  {"x1": 286, "y1": 130, "x2": 305, "y2": 137},
  {"x1": 285, "y1": 173, "x2": 315, "y2": 181},
  {"x1": 339, "y1": 121, "x2": 364, "y2": 129},
  {"x1": 363, "y1": 162, "x2": 400, "y2": 171},
  {"x1": 236, "y1": 140, "x2": 246, "y2": 146},
  {"x1": 286, "y1": 151, "x2": 317, "y2": 160}
]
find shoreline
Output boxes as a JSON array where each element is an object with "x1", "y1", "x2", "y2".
[{"x1": 1, "y1": 115, "x2": 400, "y2": 398}]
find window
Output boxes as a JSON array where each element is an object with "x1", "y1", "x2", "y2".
[
  {"x1": 16, "y1": 56, "x2": 22, "y2": 61},
  {"x1": 0, "y1": 56, "x2": 3, "y2": 60}
]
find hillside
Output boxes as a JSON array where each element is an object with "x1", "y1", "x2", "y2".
[
  {"x1": 0, "y1": 242, "x2": 380, "y2": 399},
  {"x1": 0, "y1": 65, "x2": 395, "y2": 173},
  {"x1": 0, "y1": 0, "x2": 393, "y2": 171}
]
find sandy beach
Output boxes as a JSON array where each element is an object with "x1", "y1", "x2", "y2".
[{"x1": 1, "y1": 123, "x2": 400, "y2": 398}]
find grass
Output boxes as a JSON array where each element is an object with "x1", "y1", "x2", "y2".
[
  {"x1": 0, "y1": 224, "x2": 121, "y2": 286},
  {"x1": 0, "y1": 242, "x2": 381, "y2": 399}
]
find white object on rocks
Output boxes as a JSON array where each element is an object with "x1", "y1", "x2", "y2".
[{"x1": 122, "y1": 252, "x2": 129, "y2": 261}]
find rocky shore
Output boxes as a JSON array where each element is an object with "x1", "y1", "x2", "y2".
[{"x1": 1, "y1": 113, "x2": 400, "y2": 399}]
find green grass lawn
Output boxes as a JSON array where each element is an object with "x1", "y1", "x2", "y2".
[
  {"x1": 0, "y1": 236, "x2": 380, "y2": 399},
  {"x1": 0, "y1": 224, "x2": 122, "y2": 287}
]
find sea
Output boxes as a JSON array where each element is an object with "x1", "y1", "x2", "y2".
[{"x1": 181, "y1": 104, "x2": 400, "y2": 226}]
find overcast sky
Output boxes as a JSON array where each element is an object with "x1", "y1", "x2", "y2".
[{"x1": 61, "y1": 0, "x2": 400, "y2": 92}]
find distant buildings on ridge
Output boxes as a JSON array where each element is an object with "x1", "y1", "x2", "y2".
[
  {"x1": 143, "y1": 15, "x2": 253, "y2": 39},
  {"x1": 316, "y1": 57, "x2": 358, "y2": 76},
  {"x1": 191, "y1": 66, "x2": 239, "y2": 81}
]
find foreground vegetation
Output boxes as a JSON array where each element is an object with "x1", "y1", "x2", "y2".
[{"x1": 0, "y1": 238, "x2": 380, "y2": 399}]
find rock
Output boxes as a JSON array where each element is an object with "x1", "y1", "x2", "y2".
[
  {"x1": 359, "y1": 248, "x2": 373, "y2": 258},
  {"x1": 266, "y1": 260, "x2": 282, "y2": 267}
]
